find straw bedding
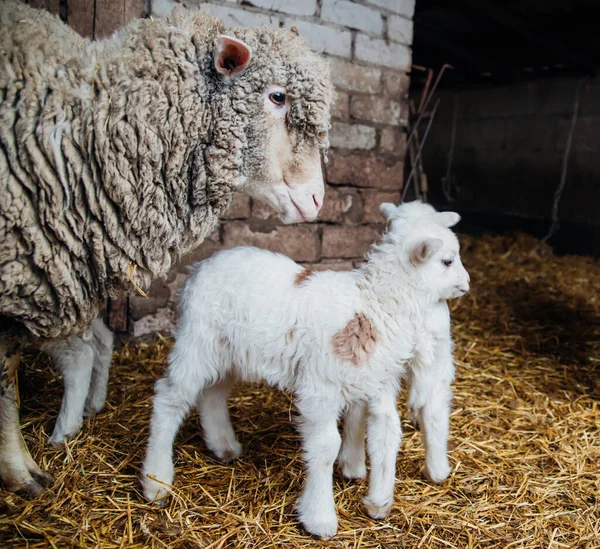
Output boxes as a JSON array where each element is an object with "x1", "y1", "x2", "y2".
[{"x1": 1, "y1": 233, "x2": 598, "y2": 548}]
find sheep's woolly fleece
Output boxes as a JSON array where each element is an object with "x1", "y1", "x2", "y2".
[{"x1": 0, "y1": 1, "x2": 334, "y2": 341}]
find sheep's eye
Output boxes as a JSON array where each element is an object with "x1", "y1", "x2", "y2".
[
  {"x1": 269, "y1": 92, "x2": 286, "y2": 106},
  {"x1": 442, "y1": 259, "x2": 453, "y2": 267}
]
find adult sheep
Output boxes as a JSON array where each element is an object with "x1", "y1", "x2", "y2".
[{"x1": 0, "y1": 0, "x2": 334, "y2": 496}]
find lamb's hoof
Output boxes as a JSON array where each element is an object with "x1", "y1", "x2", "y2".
[
  {"x1": 213, "y1": 439, "x2": 243, "y2": 464},
  {"x1": 141, "y1": 475, "x2": 171, "y2": 504},
  {"x1": 49, "y1": 424, "x2": 82, "y2": 447},
  {"x1": 84, "y1": 395, "x2": 106, "y2": 418},
  {"x1": 362, "y1": 496, "x2": 392, "y2": 519},
  {"x1": 339, "y1": 460, "x2": 367, "y2": 480},
  {"x1": 16, "y1": 479, "x2": 45, "y2": 498},
  {"x1": 300, "y1": 514, "x2": 338, "y2": 538},
  {"x1": 425, "y1": 461, "x2": 451, "y2": 484}
]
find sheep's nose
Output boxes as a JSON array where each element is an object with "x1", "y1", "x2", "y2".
[{"x1": 312, "y1": 194, "x2": 322, "y2": 210}]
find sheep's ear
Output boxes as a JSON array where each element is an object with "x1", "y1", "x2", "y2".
[
  {"x1": 379, "y1": 202, "x2": 399, "y2": 221},
  {"x1": 214, "y1": 35, "x2": 252, "y2": 80},
  {"x1": 436, "y1": 212, "x2": 461, "y2": 228},
  {"x1": 410, "y1": 238, "x2": 443, "y2": 265}
]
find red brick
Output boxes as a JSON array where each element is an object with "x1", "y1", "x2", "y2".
[
  {"x1": 330, "y1": 59, "x2": 382, "y2": 94},
  {"x1": 223, "y1": 222, "x2": 320, "y2": 263},
  {"x1": 251, "y1": 199, "x2": 278, "y2": 221},
  {"x1": 383, "y1": 71, "x2": 410, "y2": 98},
  {"x1": 322, "y1": 225, "x2": 380, "y2": 259},
  {"x1": 351, "y1": 95, "x2": 402, "y2": 125},
  {"x1": 380, "y1": 128, "x2": 407, "y2": 154},
  {"x1": 223, "y1": 193, "x2": 251, "y2": 220},
  {"x1": 326, "y1": 151, "x2": 404, "y2": 191},
  {"x1": 332, "y1": 91, "x2": 350, "y2": 120},
  {"x1": 359, "y1": 189, "x2": 401, "y2": 223},
  {"x1": 319, "y1": 186, "x2": 362, "y2": 224},
  {"x1": 177, "y1": 230, "x2": 223, "y2": 268},
  {"x1": 301, "y1": 259, "x2": 355, "y2": 272}
]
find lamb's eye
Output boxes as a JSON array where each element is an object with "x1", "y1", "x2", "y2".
[
  {"x1": 269, "y1": 92, "x2": 286, "y2": 106},
  {"x1": 442, "y1": 259, "x2": 453, "y2": 267}
]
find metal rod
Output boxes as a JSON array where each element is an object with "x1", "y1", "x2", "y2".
[{"x1": 402, "y1": 98, "x2": 440, "y2": 202}]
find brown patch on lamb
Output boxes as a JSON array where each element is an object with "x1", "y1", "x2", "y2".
[
  {"x1": 285, "y1": 329, "x2": 295, "y2": 344},
  {"x1": 294, "y1": 269, "x2": 313, "y2": 287},
  {"x1": 331, "y1": 313, "x2": 377, "y2": 366}
]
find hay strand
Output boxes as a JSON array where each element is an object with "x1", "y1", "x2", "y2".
[{"x1": 1, "y1": 232, "x2": 599, "y2": 548}]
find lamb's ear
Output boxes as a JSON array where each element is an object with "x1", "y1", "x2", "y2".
[
  {"x1": 379, "y1": 202, "x2": 399, "y2": 221},
  {"x1": 410, "y1": 238, "x2": 443, "y2": 265},
  {"x1": 214, "y1": 35, "x2": 252, "y2": 80},
  {"x1": 436, "y1": 212, "x2": 461, "y2": 227}
]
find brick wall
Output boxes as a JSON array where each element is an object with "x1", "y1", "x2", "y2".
[
  {"x1": 24, "y1": 0, "x2": 415, "y2": 336},
  {"x1": 420, "y1": 75, "x2": 600, "y2": 254}
]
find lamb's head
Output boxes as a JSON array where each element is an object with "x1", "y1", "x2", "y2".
[
  {"x1": 380, "y1": 202, "x2": 471, "y2": 300},
  {"x1": 209, "y1": 27, "x2": 335, "y2": 223}
]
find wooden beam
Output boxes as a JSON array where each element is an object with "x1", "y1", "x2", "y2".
[
  {"x1": 68, "y1": 0, "x2": 95, "y2": 38},
  {"x1": 462, "y1": 0, "x2": 593, "y2": 71}
]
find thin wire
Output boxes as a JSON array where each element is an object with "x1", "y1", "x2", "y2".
[{"x1": 542, "y1": 76, "x2": 588, "y2": 242}]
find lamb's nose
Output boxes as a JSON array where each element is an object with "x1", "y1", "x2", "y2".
[{"x1": 312, "y1": 194, "x2": 322, "y2": 210}]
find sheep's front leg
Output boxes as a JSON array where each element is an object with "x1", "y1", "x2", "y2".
[
  {"x1": 43, "y1": 335, "x2": 95, "y2": 445},
  {"x1": 338, "y1": 400, "x2": 367, "y2": 479},
  {"x1": 84, "y1": 318, "x2": 114, "y2": 417},
  {"x1": 0, "y1": 343, "x2": 53, "y2": 495},
  {"x1": 363, "y1": 389, "x2": 401, "y2": 519},
  {"x1": 408, "y1": 342, "x2": 454, "y2": 483},
  {"x1": 296, "y1": 398, "x2": 342, "y2": 537}
]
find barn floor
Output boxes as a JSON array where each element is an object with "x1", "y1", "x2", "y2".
[{"x1": 1, "y1": 233, "x2": 599, "y2": 549}]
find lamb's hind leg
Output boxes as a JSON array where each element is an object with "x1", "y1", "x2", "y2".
[
  {"x1": 42, "y1": 332, "x2": 95, "y2": 445},
  {"x1": 84, "y1": 318, "x2": 114, "y2": 417},
  {"x1": 196, "y1": 375, "x2": 242, "y2": 463},
  {"x1": 0, "y1": 342, "x2": 53, "y2": 495},
  {"x1": 338, "y1": 400, "x2": 367, "y2": 479}
]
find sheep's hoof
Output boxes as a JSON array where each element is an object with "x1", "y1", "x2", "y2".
[
  {"x1": 16, "y1": 479, "x2": 45, "y2": 498},
  {"x1": 362, "y1": 496, "x2": 392, "y2": 519},
  {"x1": 31, "y1": 469, "x2": 54, "y2": 488}
]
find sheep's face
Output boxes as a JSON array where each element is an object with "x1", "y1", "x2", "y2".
[
  {"x1": 243, "y1": 85, "x2": 324, "y2": 224},
  {"x1": 213, "y1": 34, "x2": 331, "y2": 224},
  {"x1": 381, "y1": 202, "x2": 471, "y2": 301}
]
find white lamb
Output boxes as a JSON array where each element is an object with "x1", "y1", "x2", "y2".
[{"x1": 141, "y1": 201, "x2": 470, "y2": 537}]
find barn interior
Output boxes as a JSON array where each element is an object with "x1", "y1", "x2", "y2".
[
  {"x1": 410, "y1": 0, "x2": 600, "y2": 257},
  {"x1": 1, "y1": 1, "x2": 599, "y2": 548}
]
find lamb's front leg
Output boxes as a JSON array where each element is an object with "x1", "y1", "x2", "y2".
[
  {"x1": 408, "y1": 341, "x2": 454, "y2": 483},
  {"x1": 363, "y1": 389, "x2": 401, "y2": 519},
  {"x1": 296, "y1": 397, "x2": 342, "y2": 537}
]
